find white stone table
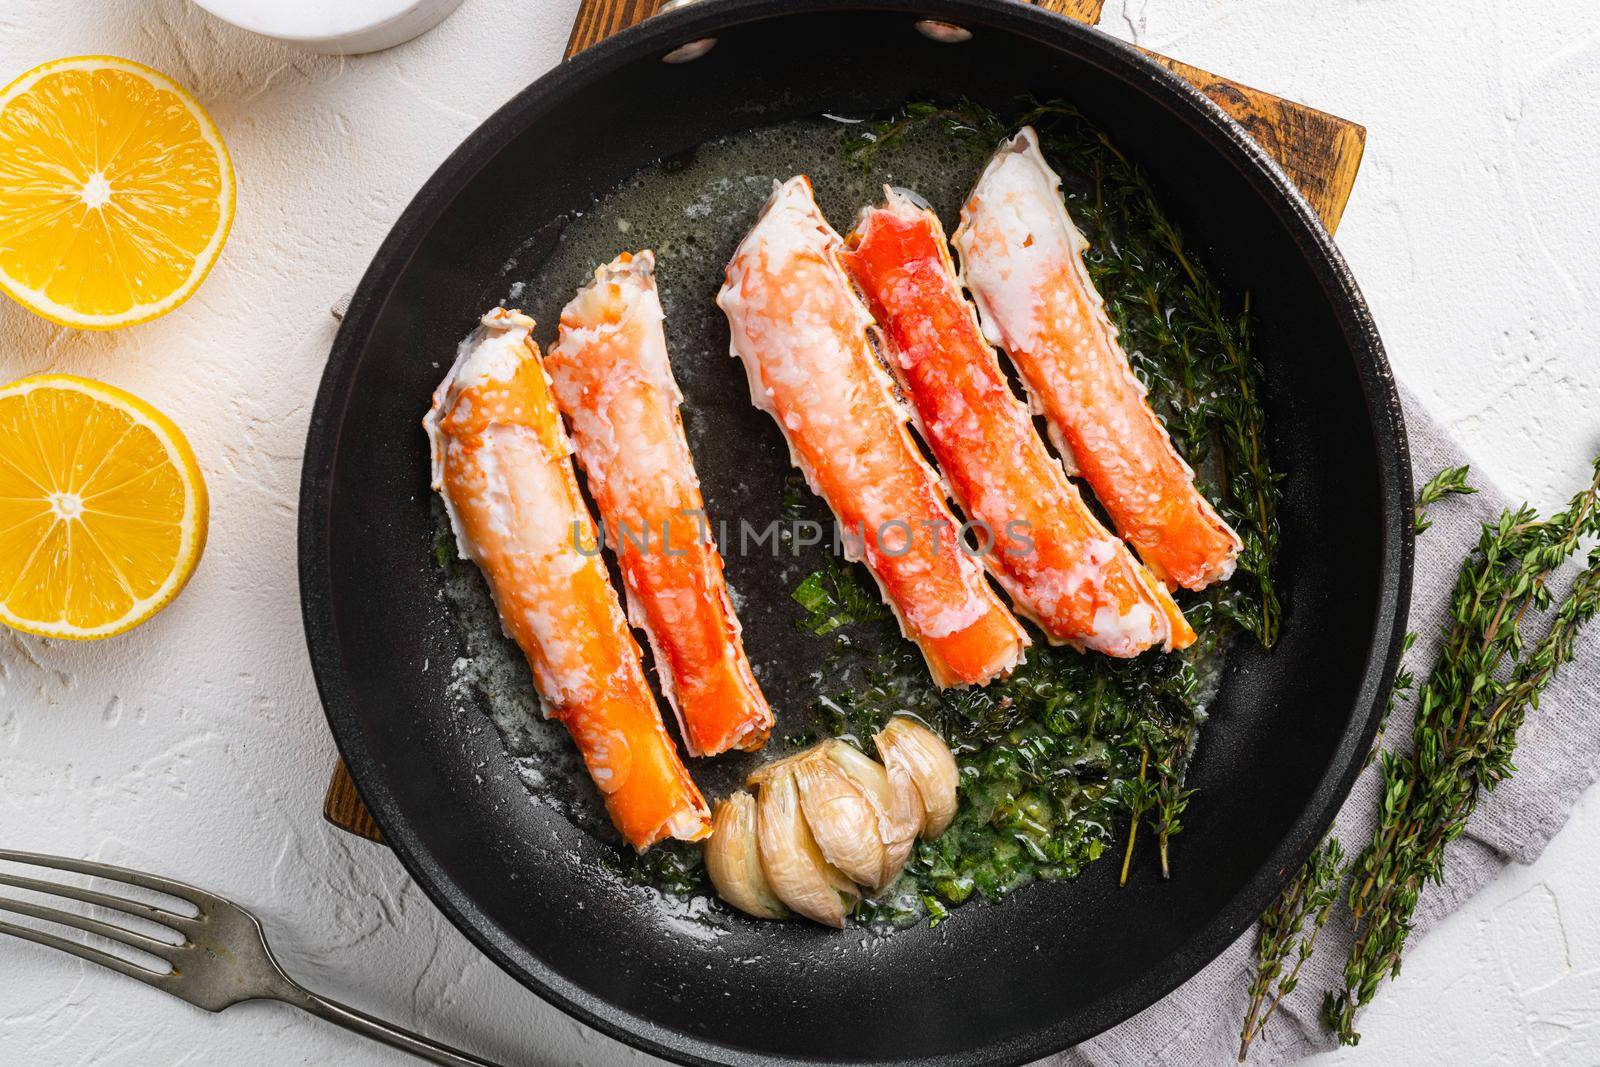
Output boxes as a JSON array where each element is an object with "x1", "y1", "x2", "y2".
[{"x1": 2, "y1": 1, "x2": 1597, "y2": 1063}]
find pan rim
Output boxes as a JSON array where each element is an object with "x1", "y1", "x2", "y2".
[{"x1": 297, "y1": 2, "x2": 1413, "y2": 1063}]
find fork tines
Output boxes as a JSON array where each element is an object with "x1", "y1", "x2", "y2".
[{"x1": 0, "y1": 849, "x2": 209, "y2": 991}]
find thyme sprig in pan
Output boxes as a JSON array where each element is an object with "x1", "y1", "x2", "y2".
[{"x1": 1327, "y1": 458, "x2": 1600, "y2": 1043}]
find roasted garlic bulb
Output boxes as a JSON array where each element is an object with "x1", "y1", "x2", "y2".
[{"x1": 705, "y1": 717, "x2": 958, "y2": 924}]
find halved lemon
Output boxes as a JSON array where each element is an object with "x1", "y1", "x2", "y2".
[
  {"x1": 0, "y1": 375, "x2": 208, "y2": 639},
  {"x1": 0, "y1": 56, "x2": 235, "y2": 329}
]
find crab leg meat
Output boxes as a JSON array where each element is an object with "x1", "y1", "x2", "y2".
[
  {"x1": 425, "y1": 308, "x2": 710, "y2": 851},
  {"x1": 953, "y1": 128, "x2": 1242, "y2": 591},
  {"x1": 843, "y1": 191, "x2": 1193, "y2": 655},
  {"x1": 548, "y1": 252, "x2": 774, "y2": 757},
  {"x1": 718, "y1": 177, "x2": 1028, "y2": 687}
]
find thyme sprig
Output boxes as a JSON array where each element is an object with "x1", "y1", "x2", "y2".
[
  {"x1": 1414, "y1": 465, "x2": 1476, "y2": 534},
  {"x1": 1119, "y1": 746, "x2": 1155, "y2": 887},
  {"x1": 1153, "y1": 723, "x2": 1199, "y2": 880},
  {"x1": 1241, "y1": 463, "x2": 1600, "y2": 1053},
  {"x1": 1325, "y1": 459, "x2": 1600, "y2": 1044},
  {"x1": 1366, "y1": 632, "x2": 1417, "y2": 768},
  {"x1": 1238, "y1": 837, "x2": 1344, "y2": 1061}
]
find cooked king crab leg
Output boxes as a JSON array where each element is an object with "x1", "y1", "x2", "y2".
[
  {"x1": 953, "y1": 128, "x2": 1242, "y2": 591},
  {"x1": 843, "y1": 190, "x2": 1194, "y2": 655},
  {"x1": 718, "y1": 176, "x2": 1028, "y2": 687},
  {"x1": 547, "y1": 251, "x2": 774, "y2": 757},
  {"x1": 425, "y1": 308, "x2": 710, "y2": 851}
]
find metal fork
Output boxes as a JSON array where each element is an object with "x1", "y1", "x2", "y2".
[{"x1": 0, "y1": 849, "x2": 502, "y2": 1066}]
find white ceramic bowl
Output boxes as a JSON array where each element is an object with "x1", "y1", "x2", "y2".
[{"x1": 191, "y1": 0, "x2": 466, "y2": 55}]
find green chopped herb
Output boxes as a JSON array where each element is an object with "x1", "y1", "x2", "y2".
[{"x1": 614, "y1": 840, "x2": 706, "y2": 897}]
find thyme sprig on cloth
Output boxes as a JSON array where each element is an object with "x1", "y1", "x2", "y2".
[
  {"x1": 1238, "y1": 467, "x2": 1464, "y2": 1059},
  {"x1": 1238, "y1": 837, "x2": 1344, "y2": 1061},
  {"x1": 1239, "y1": 459, "x2": 1600, "y2": 1055},
  {"x1": 1327, "y1": 458, "x2": 1600, "y2": 1042},
  {"x1": 1414, "y1": 465, "x2": 1475, "y2": 534}
]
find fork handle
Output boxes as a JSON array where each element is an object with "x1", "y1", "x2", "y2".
[{"x1": 283, "y1": 987, "x2": 503, "y2": 1066}]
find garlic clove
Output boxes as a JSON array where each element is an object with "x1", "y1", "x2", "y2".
[
  {"x1": 705, "y1": 791, "x2": 787, "y2": 920},
  {"x1": 821, "y1": 739, "x2": 920, "y2": 888},
  {"x1": 794, "y1": 750, "x2": 888, "y2": 890},
  {"x1": 883, "y1": 756, "x2": 926, "y2": 848},
  {"x1": 744, "y1": 749, "x2": 809, "y2": 789},
  {"x1": 756, "y1": 766, "x2": 858, "y2": 927},
  {"x1": 876, "y1": 717, "x2": 959, "y2": 838}
]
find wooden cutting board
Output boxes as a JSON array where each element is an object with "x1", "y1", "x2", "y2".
[{"x1": 321, "y1": 0, "x2": 1367, "y2": 844}]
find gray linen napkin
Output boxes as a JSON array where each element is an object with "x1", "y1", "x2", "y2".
[{"x1": 1056, "y1": 384, "x2": 1600, "y2": 1066}]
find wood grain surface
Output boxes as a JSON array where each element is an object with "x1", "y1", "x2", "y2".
[
  {"x1": 1139, "y1": 48, "x2": 1366, "y2": 232},
  {"x1": 323, "y1": 0, "x2": 1365, "y2": 842},
  {"x1": 323, "y1": 760, "x2": 383, "y2": 842},
  {"x1": 570, "y1": 1, "x2": 1119, "y2": 57}
]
